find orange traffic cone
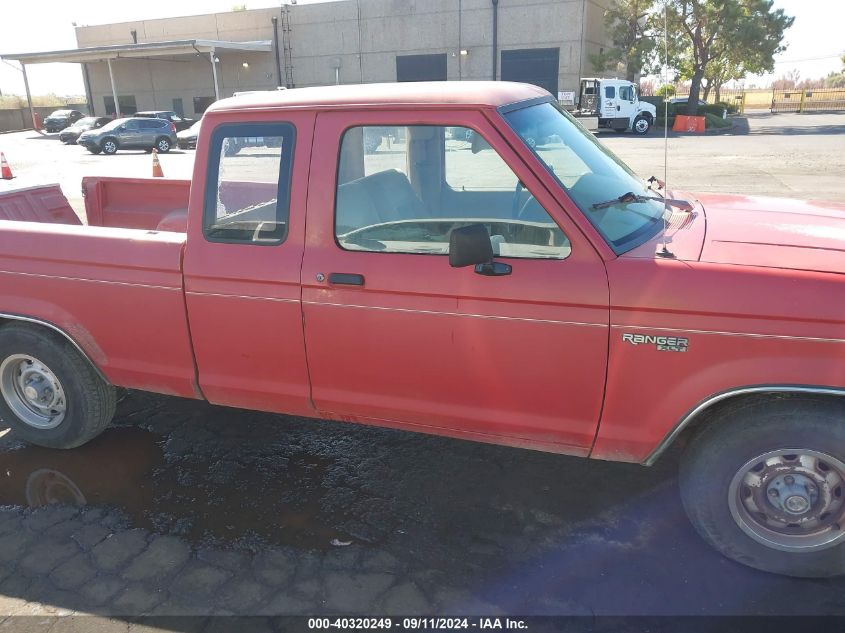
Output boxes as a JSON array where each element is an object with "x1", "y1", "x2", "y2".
[
  {"x1": 0, "y1": 152, "x2": 13, "y2": 180},
  {"x1": 151, "y1": 148, "x2": 164, "y2": 178}
]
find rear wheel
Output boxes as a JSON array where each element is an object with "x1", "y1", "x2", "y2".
[
  {"x1": 101, "y1": 138, "x2": 118, "y2": 155},
  {"x1": 680, "y1": 397, "x2": 845, "y2": 577},
  {"x1": 0, "y1": 324, "x2": 115, "y2": 449},
  {"x1": 155, "y1": 137, "x2": 171, "y2": 153}
]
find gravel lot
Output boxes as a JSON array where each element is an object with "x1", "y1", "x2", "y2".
[{"x1": 1, "y1": 112, "x2": 845, "y2": 626}]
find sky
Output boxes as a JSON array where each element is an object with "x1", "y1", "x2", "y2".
[{"x1": 0, "y1": 0, "x2": 842, "y2": 97}]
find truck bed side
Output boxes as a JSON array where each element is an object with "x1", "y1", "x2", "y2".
[
  {"x1": 0, "y1": 220, "x2": 197, "y2": 398},
  {"x1": 83, "y1": 177, "x2": 191, "y2": 232}
]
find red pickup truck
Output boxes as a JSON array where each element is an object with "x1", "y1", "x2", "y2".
[{"x1": 1, "y1": 82, "x2": 844, "y2": 578}]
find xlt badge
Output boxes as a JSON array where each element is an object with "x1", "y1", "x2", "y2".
[{"x1": 622, "y1": 333, "x2": 689, "y2": 352}]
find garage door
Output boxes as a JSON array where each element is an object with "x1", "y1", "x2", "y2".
[
  {"x1": 396, "y1": 54, "x2": 447, "y2": 82},
  {"x1": 501, "y1": 48, "x2": 560, "y2": 96}
]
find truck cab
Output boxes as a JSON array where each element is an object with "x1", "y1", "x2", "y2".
[{"x1": 576, "y1": 78, "x2": 656, "y2": 134}]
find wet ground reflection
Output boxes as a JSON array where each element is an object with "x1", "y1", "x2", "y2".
[{"x1": 0, "y1": 425, "x2": 352, "y2": 549}]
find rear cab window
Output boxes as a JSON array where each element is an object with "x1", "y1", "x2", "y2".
[{"x1": 203, "y1": 122, "x2": 295, "y2": 245}]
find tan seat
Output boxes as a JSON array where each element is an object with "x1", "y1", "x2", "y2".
[{"x1": 336, "y1": 169, "x2": 426, "y2": 234}]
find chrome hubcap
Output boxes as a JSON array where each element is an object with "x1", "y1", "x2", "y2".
[
  {"x1": 0, "y1": 354, "x2": 67, "y2": 429},
  {"x1": 105, "y1": 142, "x2": 115, "y2": 152},
  {"x1": 636, "y1": 120, "x2": 648, "y2": 132},
  {"x1": 729, "y1": 449, "x2": 845, "y2": 552}
]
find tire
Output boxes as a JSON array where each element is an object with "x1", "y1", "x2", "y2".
[
  {"x1": 632, "y1": 115, "x2": 651, "y2": 135},
  {"x1": 680, "y1": 397, "x2": 845, "y2": 577},
  {"x1": 155, "y1": 137, "x2": 171, "y2": 153},
  {"x1": 101, "y1": 138, "x2": 118, "y2": 155},
  {"x1": 0, "y1": 323, "x2": 115, "y2": 449}
]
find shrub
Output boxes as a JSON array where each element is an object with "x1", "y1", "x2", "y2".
[{"x1": 704, "y1": 113, "x2": 731, "y2": 128}]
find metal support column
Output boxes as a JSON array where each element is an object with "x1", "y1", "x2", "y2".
[
  {"x1": 82, "y1": 63, "x2": 94, "y2": 115},
  {"x1": 20, "y1": 63, "x2": 36, "y2": 130},
  {"x1": 106, "y1": 58, "x2": 120, "y2": 117},
  {"x1": 209, "y1": 51, "x2": 220, "y2": 100},
  {"x1": 491, "y1": 0, "x2": 499, "y2": 81}
]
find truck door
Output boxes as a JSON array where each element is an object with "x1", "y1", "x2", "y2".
[
  {"x1": 300, "y1": 110, "x2": 609, "y2": 454},
  {"x1": 617, "y1": 84, "x2": 637, "y2": 127},
  {"x1": 601, "y1": 83, "x2": 620, "y2": 120},
  {"x1": 182, "y1": 112, "x2": 315, "y2": 416}
]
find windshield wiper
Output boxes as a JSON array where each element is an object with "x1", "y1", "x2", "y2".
[{"x1": 591, "y1": 191, "x2": 693, "y2": 211}]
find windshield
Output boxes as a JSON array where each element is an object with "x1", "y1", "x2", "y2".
[
  {"x1": 50, "y1": 110, "x2": 72, "y2": 117},
  {"x1": 504, "y1": 101, "x2": 666, "y2": 253},
  {"x1": 75, "y1": 117, "x2": 98, "y2": 126}
]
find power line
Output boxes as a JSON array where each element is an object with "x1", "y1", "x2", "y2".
[{"x1": 774, "y1": 53, "x2": 841, "y2": 64}]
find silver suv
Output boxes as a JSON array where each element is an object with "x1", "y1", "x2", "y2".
[{"x1": 77, "y1": 117, "x2": 178, "y2": 155}]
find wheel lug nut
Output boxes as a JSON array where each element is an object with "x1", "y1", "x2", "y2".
[
  {"x1": 784, "y1": 475, "x2": 795, "y2": 485},
  {"x1": 769, "y1": 489, "x2": 779, "y2": 497}
]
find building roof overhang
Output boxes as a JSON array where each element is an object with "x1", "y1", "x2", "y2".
[{"x1": 0, "y1": 39, "x2": 272, "y2": 65}]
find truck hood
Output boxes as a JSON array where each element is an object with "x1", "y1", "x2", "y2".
[{"x1": 698, "y1": 193, "x2": 845, "y2": 275}]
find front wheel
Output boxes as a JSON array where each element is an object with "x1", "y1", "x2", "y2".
[
  {"x1": 0, "y1": 324, "x2": 115, "y2": 449},
  {"x1": 101, "y1": 138, "x2": 118, "y2": 155},
  {"x1": 680, "y1": 397, "x2": 845, "y2": 577},
  {"x1": 632, "y1": 115, "x2": 651, "y2": 135}
]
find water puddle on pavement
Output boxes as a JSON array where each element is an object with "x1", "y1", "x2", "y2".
[{"x1": 0, "y1": 426, "x2": 353, "y2": 550}]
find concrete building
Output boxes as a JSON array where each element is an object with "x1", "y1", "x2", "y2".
[{"x1": 3, "y1": 0, "x2": 613, "y2": 119}]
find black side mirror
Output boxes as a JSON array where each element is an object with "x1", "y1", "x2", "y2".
[{"x1": 449, "y1": 224, "x2": 511, "y2": 276}]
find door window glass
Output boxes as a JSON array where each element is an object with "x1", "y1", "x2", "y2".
[
  {"x1": 619, "y1": 86, "x2": 633, "y2": 101},
  {"x1": 335, "y1": 125, "x2": 570, "y2": 260},
  {"x1": 203, "y1": 123, "x2": 295, "y2": 245}
]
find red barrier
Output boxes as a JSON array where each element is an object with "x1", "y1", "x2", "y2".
[{"x1": 672, "y1": 115, "x2": 706, "y2": 133}]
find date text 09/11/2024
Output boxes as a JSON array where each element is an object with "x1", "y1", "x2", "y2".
[{"x1": 307, "y1": 618, "x2": 528, "y2": 630}]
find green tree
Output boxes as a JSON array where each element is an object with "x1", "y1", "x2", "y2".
[
  {"x1": 589, "y1": 0, "x2": 659, "y2": 82},
  {"x1": 825, "y1": 55, "x2": 845, "y2": 88},
  {"x1": 663, "y1": 0, "x2": 793, "y2": 115},
  {"x1": 701, "y1": 56, "x2": 744, "y2": 102},
  {"x1": 656, "y1": 83, "x2": 676, "y2": 97}
]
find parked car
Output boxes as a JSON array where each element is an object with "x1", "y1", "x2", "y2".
[
  {"x1": 177, "y1": 120, "x2": 202, "y2": 149},
  {"x1": 58, "y1": 116, "x2": 112, "y2": 144},
  {"x1": 134, "y1": 110, "x2": 194, "y2": 131},
  {"x1": 43, "y1": 109, "x2": 84, "y2": 133},
  {"x1": 1, "y1": 81, "x2": 845, "y2": 578},
  {"x1": 670, "y1": 97, "x2": 728, "y2": 118},
  {"x1": 77, "y1": 117, "x2": 178, "y2": 155}
]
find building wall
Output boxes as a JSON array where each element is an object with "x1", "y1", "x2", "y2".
[{"x1": 76, "y1": 0, "x2": 612, "y2": 118}]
